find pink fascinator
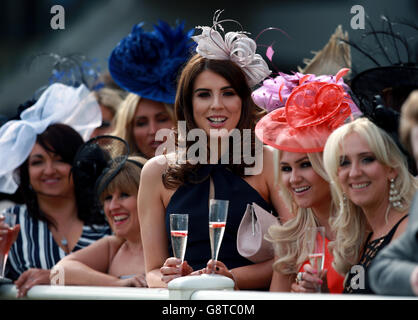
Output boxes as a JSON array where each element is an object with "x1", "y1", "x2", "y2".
[
  {"x1": 192, "y1": 10, "x2": 271, "y2": 87},
  {"x1": 255, "y1": 69, "x2": 353, "y2": 153},
  {"x1": 252, "y1": 68, "x2": 360, "y2": 116}
]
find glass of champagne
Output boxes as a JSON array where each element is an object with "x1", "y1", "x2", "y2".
[
  {"x1": 307, "y1": 226, "x2": 325, "y2": 292},
  {"x1": 209, "y1": 199, "x2": 229, "y2": 273},
  {"x1": 170, "y1": 214, "x2": 189, "y2": 263},
  {"x1": 0, "y1": 212, "x2": 17, "y2": 280}
]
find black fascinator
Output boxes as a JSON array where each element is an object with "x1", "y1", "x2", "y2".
[
  {"x1": 72, "y1": 135, "x2": 133, "y2": 198},
  {"x1": 344, "y1": 16, "x2": 418, "y2": 114},
  {"x1": 342, "y1": 16, "x2": 418, "y2": 174},
  {"x1": 71, "y1": 135, "x2": 134, "y2": 219}
]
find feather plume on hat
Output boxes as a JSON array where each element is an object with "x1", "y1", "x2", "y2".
[{"x1": 298, "y1": 25, "x2": 351, "y2": 80}]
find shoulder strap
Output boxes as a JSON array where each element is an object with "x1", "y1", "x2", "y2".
[{"x1": 385, "y1": 214, "x2": 409, "y2": 241}]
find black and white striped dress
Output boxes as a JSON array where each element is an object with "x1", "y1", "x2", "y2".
[{"x1": 4, "y1": 204, "x2": 111, "y2": 280}]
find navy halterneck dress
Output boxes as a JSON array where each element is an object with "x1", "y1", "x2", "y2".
[{"x1": 166, "y1": 163, "x2": 276, "y2": 271}]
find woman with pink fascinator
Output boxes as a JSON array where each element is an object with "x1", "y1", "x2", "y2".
[{"x1": 254, "y1": 68, "x2": 354, "y2": 293}]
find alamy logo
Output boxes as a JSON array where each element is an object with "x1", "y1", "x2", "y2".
[
  {"x1": 50, "y1": 5, "x2": 65, "y2": 30},
  {"x1": 350, "y1": 5, "x2": 365, "y2": 30},
  {"x1": 349, "y1": 265, "x2": 365, "y2": 290},
  {"x1": 154, "y1": 121, "x2": 264, "y2": 175}
]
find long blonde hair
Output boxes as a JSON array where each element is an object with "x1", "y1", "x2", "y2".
[
  {"x1": 323, "y1": 117, "x2": 418, "y2": 275},
  {"x1": 267, "y1": 151, "x2": 333, "y2": 275},
  {"x1": 111, "y1": 93, "x2": 174, "y2": 157}
]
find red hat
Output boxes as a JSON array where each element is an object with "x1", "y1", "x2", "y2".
[{"x1": 255, "y1": 70, "x2": 352, "y2": 153}]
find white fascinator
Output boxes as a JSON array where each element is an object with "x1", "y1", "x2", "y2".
[
  {"x1": 192, "y1": 10, "x2": 271, "y2": 87},
  {"x1": 0, "y1": 83, "x2": 101, "y2": 193}
]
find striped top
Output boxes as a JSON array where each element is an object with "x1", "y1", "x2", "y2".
[{"x1": 3, "y1": 204, "x2": 111, "y2": 280}]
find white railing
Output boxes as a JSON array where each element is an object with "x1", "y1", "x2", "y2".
[
  {"x1": 0, "y1": 275, "x2": 416, "y2": 300},
  {"x1": 0, "y1": 284, "x2": 169, "y2": 300}
]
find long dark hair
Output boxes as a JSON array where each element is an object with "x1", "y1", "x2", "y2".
[
  {"x1": 163, "y1": 54, "x2": 266, "y2": 188},
  {"x1": 17, "y1": 123, "x2": 107, "y2": 226}
]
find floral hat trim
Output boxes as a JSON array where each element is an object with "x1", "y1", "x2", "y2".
[{"x1": 255, "y1": 69, "x2": 353, "y2": 153}]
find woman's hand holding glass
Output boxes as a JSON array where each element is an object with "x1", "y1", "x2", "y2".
[
  {"x1": 291, "y1": 264, "x2": 328, "y2": 293},
  {"x1": 160, "y1": 257, "x2": 193, "y2": 284},
  {"x1": 293, "y1": 226, "x2": 327, "y2": 293},
  {"x1": 0, "y1": 212, "x2": 20, "y2": 279},
  {"x1": 161, "y1": 214, "x2": 191, "y2": 284}
]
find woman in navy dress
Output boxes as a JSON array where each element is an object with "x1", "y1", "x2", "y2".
[{"x1": 137, "y1": 15, "x2": 292, "y2": 290}]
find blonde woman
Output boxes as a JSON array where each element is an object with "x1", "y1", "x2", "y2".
[
  {"x1": 90, "y1": 87, "x2": 124, "y2": 138},
  {"x1": 108, "y1": 20, "x2": 194, "y2": 159},
  {"x1": 54, "y1": 156, "x2": 148, "y2": 287},
  {"x1": 399, "y1": 90, "x2": 418, "y2": 170},
  {"x1": 111, "y1": 93, "x2": 174, "y2": 158},
  {"x1": 254, "y1": 69, "x2": 353, "y2": 293},
  {"x1": 323, "y1": 117, "x2": 418, "y2": 294}
]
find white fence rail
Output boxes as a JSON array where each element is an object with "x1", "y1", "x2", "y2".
[{"x1": 0, "y1": 275, "x2": 416, "y2": 300}]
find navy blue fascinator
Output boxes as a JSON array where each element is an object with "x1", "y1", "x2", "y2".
[{"x1": 108, "y1": 20, "x2": 195, "y2": 104}]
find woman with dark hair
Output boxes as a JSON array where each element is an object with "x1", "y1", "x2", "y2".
[
  {"x1": 138, "y1": 14, "x2": 292, "y2": 290},
  {"x1": 17, "y1": 124, "x2": 107, "y2": 226},
  {"x1": 0, "y1": 83, "x2": 111, "y2": 297}
]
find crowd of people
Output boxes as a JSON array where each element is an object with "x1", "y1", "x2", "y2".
[{"x1": 0, "y1": 11, "x2": 418, "y2": 298}]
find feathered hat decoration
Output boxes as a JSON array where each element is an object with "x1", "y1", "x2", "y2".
[
  {"x1": 192, "y1": 9, "x2": 271, "y2": 87},
  {"x1": 28, "y1": 53, "x2": 104, "y2": 97},
  {"x1": 342, "y1": 16, "x2": 418, "y2": 115},
  {"x1": 109, "y1": 20, "x2": 195, "y2": 104},
  {"x1": 298, "y1": 25, "x2": 352, "y2": 80},
  {"x1": 340, "y1": 16, "x2": 418, "y2": 174}
]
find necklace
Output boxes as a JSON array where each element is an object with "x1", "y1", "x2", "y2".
[
  {"x1": 60, "y1": 237, "x2": 70, "y2": 254},
  {"x1": 52, "y1": 226, "x2": 72, "y2": 254}
]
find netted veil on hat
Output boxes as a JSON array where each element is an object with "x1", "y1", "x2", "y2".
[
  {"x1": 72, "y1": 135, "x2": 145, "y2": 199},
  {"x1": 255, "y1": 69, "x2": 353, "y2": 153},
  {"x1": 342, "y1": 16, "x2": 418, "y2": 174},
  {"x1": 108, "y1": 20, "x2": 195, "y2": 104},
  {"x1": 345, "y1": 17, "x2": 418, "y2": 115}
]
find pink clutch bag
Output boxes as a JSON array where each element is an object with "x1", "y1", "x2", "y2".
[{"x1": 236, "y1": 202, "x2": 279, "y2": 263}]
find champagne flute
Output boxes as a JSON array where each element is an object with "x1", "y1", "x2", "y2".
[
  {"x1": 307, "y1": 226, "x2": 325, "y2": 292},
  {"x1": 170, "y1": 214, "x2": 189, "y2": 263},
  {"x1": 0, "y1": 212, "x2": 17, "y2": 279},
  {"x1": 208, "y1": 199, "x2": 229, "y2": 273}
]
